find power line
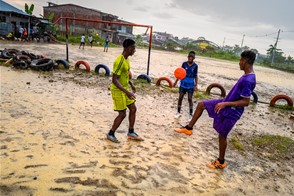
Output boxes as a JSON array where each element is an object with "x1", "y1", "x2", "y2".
[{"x1": 247, "y1": 32, "x2": 278, "y2": 38}]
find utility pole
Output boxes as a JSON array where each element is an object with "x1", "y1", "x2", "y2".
[
  {"x1": 271, "y1": 29, "x2": 281, "y2": 66},
  {"x1": 222, "y1": 37, "x2": 226, "y2": 48},
  {"x1": 241, "y1": 34, "x2": 245, "y2": 48}
]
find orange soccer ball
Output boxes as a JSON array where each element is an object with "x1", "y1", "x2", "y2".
[{"x1": 174, "y1": 67, "x2": 186, "y2": 80}]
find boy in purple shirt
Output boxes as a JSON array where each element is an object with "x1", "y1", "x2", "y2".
[{"x1": 175, "y1": 50, "x2": 256, "y2": 169}]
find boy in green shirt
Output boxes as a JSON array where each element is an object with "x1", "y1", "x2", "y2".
[{"x1": 107, "y1": 39, "x2": 143, "y2": 143}]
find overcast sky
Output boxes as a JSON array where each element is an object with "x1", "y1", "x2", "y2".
[{"x1": 5, "y1": 0, "x2": 294, "y2": 56}]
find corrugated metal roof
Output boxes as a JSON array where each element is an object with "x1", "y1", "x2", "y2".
[{"x1": 0, "y1": 0, "x2": 31, "y2": 16}]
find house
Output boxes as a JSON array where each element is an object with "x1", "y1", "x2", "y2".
[
  {"x1": 0, "y1": 0, "x2": 31, "y2": 37},
  {"x1": 43, "y1": 2, "x2": 134, "y2": 44}
]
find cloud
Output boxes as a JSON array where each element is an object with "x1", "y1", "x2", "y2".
[
  {"x1": 170, "y1": 0, "x2": 294, "y2": 30},
  {"x1": 126, "y1": 0, "x2": 134, "y2": 5},
  {"x1": 165, "y1": 2, "x2": 177, "y2": 8},
  {"x1": 153, "y1": 12, "x2": 174, "y2": 19},
  {"x1": 134, "y1": 6, "x2": 149, "y2": 12}
]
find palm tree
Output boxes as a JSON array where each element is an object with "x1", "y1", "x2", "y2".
[
  {"x1": 267, "y1": 44, "x2": 281, "y2": 66},
  {"x1": 25, "y1": 3, "x2": 34, "y2": 15},
  {"x1": 267, "y1": 44, "x2": 275, "y2": 56},
  {"x1": 24, "y1": 3, "x2": 34, "y2": 40}
]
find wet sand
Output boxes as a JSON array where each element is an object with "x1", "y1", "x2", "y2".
[{"x1": 1, "y1": 41, "x2": 294, "y2": 195}]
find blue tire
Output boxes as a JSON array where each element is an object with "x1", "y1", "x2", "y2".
[
  {"x1": 251, "y1": 91, "x2": 258, "y2": 104},
  {"x1": 137, "y1": 74, "x2": 151, "y2": 83},
  {"x1": 55, "y1": 59, "x2": 69, "y2": 69},
  {"x1": 95, "y1": 64, "x2": 110, "y2": 76}
]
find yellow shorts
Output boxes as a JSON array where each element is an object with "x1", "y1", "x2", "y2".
[{"x1": 111, "y1": 89, "x2": 135, "y2": 111}]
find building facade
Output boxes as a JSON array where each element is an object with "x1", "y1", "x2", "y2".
[
  {"x1": 43, "y1": 3, "x2": 134, "y2": 44},
  {"x1": 0, "y1": 0, "x2": 31, "y2": 37}
]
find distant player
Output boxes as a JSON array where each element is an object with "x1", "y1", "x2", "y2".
[
  {"x1": 79, "y1": 34, "x2": 85, "y2": 49},
  {"x1": 175, "y1": 50, "x2": 256, "y2": 169},
  {"x1": 88, "y1": 35, "x2": 93, "y2": 48},
  {"x1": 104, "y1": 35, "x2": 109, "y2": 52},
  {"x1": 107, "y1": 39, "x2": 143, "y2": 143},
  {"x1": 174, "y1": 51, "x2": 198, "y2": 121}
]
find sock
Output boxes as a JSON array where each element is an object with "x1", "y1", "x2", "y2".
[
  {"x1": 178, "y1": 106, "x2": 181, "y2": 113},
  {"x1": 218, "y1": 158, "x2": 225, "y2": 164},
  {"x1": 108, "y1": 130, "x2": 115, "y2": 136},
  {"x1": 128, "y1": 128, "x2": 134, "y2": 133},
  {"x1": 184, "y1": 125, "x2": 193, "y2": 130},
  {"x1": 189, "y1": 108, "x2": 193, "y2": 116}
]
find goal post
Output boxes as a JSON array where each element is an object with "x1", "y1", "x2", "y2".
[{"x1": 53, "y1": 17, "x2": 153, "y2": 75}]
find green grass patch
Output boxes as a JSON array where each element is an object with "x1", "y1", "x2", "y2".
[
  {"x1": 252, "y1": 134, "x2": 294, "y2": 161},
  {"x1": 231, "y1": 137, "x2": 245, "y2": 151},
  {"x1": 165, "y1": 88, "x2": 179, "y2": 93},
  {"x1": 254, "y1": 135, "x2": 294, "y2": 154},
  {"x1": 194, "y1": 91, "x2": 209, "y2": 100},
  {"x1": 272, "y1": 104, "x2": 294, "y2": 111},
  {"x1": 131, "y1": 79, "x2": 157, "y2": 92}
]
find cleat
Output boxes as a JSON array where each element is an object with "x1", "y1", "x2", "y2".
[
  {"x1": 127, "y1": 132, "x2": 144, "y2": 141},
  {"x1": 207, "y1": 159, "x2": 226, "y2": 169},
  {"x1": 174, "y1": 112, "x2": 181, "y2": 118},
  {"x1": 106, "y1": 133, "x2": 120, "y2": 143},
  {"x1": 174, "y1": 126, "x2": 193, "y2": 135}
]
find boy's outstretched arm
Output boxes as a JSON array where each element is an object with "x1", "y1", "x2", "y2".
[{"x1": 214, "y1": 97, "x2": 250, "y2": 114}]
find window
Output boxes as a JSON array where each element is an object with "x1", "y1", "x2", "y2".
[{"x1": 0, "y1": 16, "x2": 6, "y2": 23}]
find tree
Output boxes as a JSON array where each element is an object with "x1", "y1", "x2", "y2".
[
  {"x1": 286, "y1": 56, "x2": 294, "y2": 64},
  {"x1": 39, "y1": 12, "x2": 57, "y2": 35},
  {"x1": 134, "y1": 35, "x2": 143, "y2": 46},
  {"x1": 232, "y1": 44, "x2": 242, "y2": 54},
  {"x1": 25, "y1": 3, "x2": 34, "y2": 15},
  {"x1": 267, "y1": 44, "x2": 282, "y2": 65},
  {"x1": 251, "y1": 48, "x2": 259, "y2": 54},
  {"x1": 164, "y1": 40, "x2": 177, "y2": 51}
]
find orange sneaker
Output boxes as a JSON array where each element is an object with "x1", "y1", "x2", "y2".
[
  {"x1": 175, "y1": 126, "x2": 193, "y2": 135},
  {"x1": 207, "y1": 159, "x2": 226, "y2": 169},
  {"x1": 127, "y1": 132, "x2": 144, "y2": 141}
]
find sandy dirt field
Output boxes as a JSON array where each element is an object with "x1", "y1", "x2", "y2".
[{"x1": 1, "y1": 41, "x2": 294, "y2": 195}]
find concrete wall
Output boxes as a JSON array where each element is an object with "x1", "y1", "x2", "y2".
[
  {"x1": 43, "y1": 4, "x2": 133, "y2": 43},
  {"x1": 44, "y1": 5, "x2": 105, "y2": 31},
  {"x1": 0, "y1": 12, "x2": 30, "y2": 36}
]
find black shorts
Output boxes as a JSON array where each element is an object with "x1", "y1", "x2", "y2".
[{"x1": 179, "y1": 86, "x2": 194, "y2": 94}]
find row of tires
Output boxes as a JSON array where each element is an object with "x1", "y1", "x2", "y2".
[
  {"x1": 1, "y1": 52, "x2": 151, "y2": 80},
  {"x1": 74, "y1": 60, "x2": 152, "y2": 80},
  {"x1": 154, "y1": 76, "x2": 293, "y2": 107},
  {"x1": 74, "y1": 60, "x2": 111, "y2": 76},
  {"x1": 1, "y1": 48, "x2": 43, "y2": 60},
  {"x1": 2, "y1": 53, "x2": 292, "y2": 108},
  {"x1": 1, "y1": 48, "x2": 70, "y2": 71}
]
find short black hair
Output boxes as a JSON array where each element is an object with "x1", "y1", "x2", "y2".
[
  {"x1": 123, "y1": 39, "x2": 135, "y2": 48},
  {"x1": 189, "y1": 51, "x2": 196, "y2": 56},
  {"x1": 241, "y1": 50, "x2": 256, "y2": 65}
]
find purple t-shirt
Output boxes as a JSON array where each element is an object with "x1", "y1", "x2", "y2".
[
  {"x1": 203, "y1": 73, "x2": 256, "y2": 137},
  {"x1": 220, "y1": 73, "x2": 256, "y2": 120}
]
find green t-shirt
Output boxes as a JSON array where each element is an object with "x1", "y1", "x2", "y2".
[{"x1": 110, "y1": 54, "x2": 130, "y2": 90}]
